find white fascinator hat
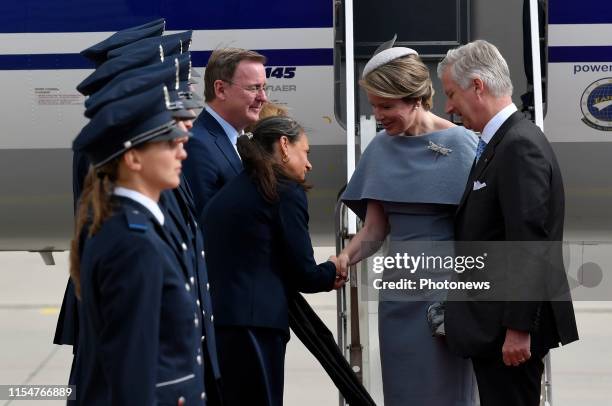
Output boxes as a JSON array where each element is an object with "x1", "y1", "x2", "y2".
[{"x1": 362, "y1": 34, "x2": 418, "y2": 78}]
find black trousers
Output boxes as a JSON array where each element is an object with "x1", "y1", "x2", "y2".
[
  {"x1": 472, "y1": 354, "x2": 545, "y2": 406},
  {"x1": 216, "y1": 326, "x2": 287, "y2": 406}
]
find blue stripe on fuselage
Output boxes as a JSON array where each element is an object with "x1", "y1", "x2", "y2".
[
  {"x1": 0, "y1": 0, "x2": 332, "y2": 33},
  {"x1": 549, "y1": 0, "x2": 612, "y2": 24},
  {"x1": 0, "y1": 49, "x2": 333, "y2": 70},
  {"x1": 549, "y1": 46, "x2": 612, "y2": 63}
]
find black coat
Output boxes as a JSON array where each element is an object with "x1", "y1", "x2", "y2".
[
  {"x1": 446, "y1": 112, "x2": 579, "y2": 358},
  {"x1": 202, "y1": 171, "x2": 336, "y2": 333},
  {"x1": 52, "y1": 151, "x2": 90, "y2": 352}
]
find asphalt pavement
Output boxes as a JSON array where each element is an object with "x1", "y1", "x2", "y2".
[{"x1": 0, "y1": 249, "x2": 610, "y2": 405}]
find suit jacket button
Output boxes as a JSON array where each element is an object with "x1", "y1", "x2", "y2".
[
  {"x1": 201, "y1": 392, "x2": 206, "y2": 400},
  {"x1": 201, "y1": 250, "x2": 205, "y2": 258},
  {"x1": 201, "y1": 335, "x2": 206, "y2": 342},
  {"x1": 196, "y1": 299, "x2": 201, "y2": 306},
  {"x1": 194, "y1": 315, "x2": 199, "y2": 327},
  {"x1": 190, "y1": 276, "x2": 195, "y2": 285},
  {"x1": 181, "y1": 242, "x2": 188, "y2": 251},
  {"x1": 210, "y1": 315, "x2": 214, "y2": 323},
  {"x1": 185, "y1": 283, "x2": 191, "y2": 292},
  {"x1": 206, "y1": 282, "x2": 210, "y2": 291},
  {"x1": 197, "y1": 355, "x2": 202, "y2": 365},
  {"x1": 178, "y1": 396, "x2": 186, "y2": 406}
]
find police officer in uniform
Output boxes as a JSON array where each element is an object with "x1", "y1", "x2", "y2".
[
  {"x1": 54, "y1": 22, "x2": 223, "y2": 404},
  {"x1": 71, "y1": 84, "x2": 206, "y2": 405}
]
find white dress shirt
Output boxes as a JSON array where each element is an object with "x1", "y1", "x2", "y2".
[
  {"x1": 114, "y1": 186, "x2": 165, "y2": 226},
  {"x1": 480, "y1": 103, "x2": 518, "y2": 145}
]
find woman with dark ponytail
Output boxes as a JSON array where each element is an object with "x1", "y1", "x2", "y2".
[
  {"x1": 202, "y1": 116, "x2": 346, "y2": 406},
  {"x1": 70, "y1": 85, "x2": 207, "y2": 405},
  {"x1": 236, "y1": 115, "x2": 307, "y2": 202}
]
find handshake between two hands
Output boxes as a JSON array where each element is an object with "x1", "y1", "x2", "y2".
[{"x1": 328, "y1": 253, "x2": 349, "y2": 289}]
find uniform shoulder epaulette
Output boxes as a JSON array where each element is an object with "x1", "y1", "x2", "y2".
[{"x1": 123, "y1": 207, "x2": 149, "y2": 232}]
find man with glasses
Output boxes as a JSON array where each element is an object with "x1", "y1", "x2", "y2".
[{"x1": 183, "y1": 48, "x2": 268, "y2": 220}]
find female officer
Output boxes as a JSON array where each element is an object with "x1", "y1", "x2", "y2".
[
  {"x1": 70, "y1": 84, "x2": 206, "y2": 405},
  {"x1": 202, "y1": 116, "x2": 345, "y2": 406}
]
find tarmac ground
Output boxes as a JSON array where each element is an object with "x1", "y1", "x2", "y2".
[{"x1": 0, "y1": 249, "x2": 610, "y2": 405}]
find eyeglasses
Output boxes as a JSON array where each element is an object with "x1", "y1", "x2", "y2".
[{"x1": 224, "y1": 80, "x2": 267, "y2": 95}]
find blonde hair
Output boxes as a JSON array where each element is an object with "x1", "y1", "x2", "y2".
[
  {"x1": 244, "y1": 101, "x2": 289, "y2": 133},
  {"x1": 360, "y1": 54, "x2": 434, "y2": 110}
]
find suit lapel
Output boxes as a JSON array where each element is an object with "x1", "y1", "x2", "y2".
[
  {"x1": 456, "y1": 112, "x2": 525, "y2": 213},
  {"x1": 457, "y1": 160, "x2": 478, "y2": 212},
  {"x1": 214, "y1": 134, "x2": 242, "y2": 174},
  {"x1": 201, "y1": 110, "x2": 243, "y2": 175}
]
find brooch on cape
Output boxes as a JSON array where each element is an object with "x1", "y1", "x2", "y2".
[{"x1": 427, "y1": 141, "x2": 452, "y2": 156}]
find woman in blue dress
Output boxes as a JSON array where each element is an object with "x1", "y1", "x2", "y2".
[{"x1": 339, "y1": 47, "x2": 478, "y2": 405}]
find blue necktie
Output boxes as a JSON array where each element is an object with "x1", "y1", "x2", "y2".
[{"x1": 475, "y1": 138, "x2": 487, "y2": 163}]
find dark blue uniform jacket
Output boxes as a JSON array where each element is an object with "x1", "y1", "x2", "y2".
[
  {"x1": 56, "y1": 178, "x2": 222, "y2": 403},
  {"x1": 202, "y1": 172, "x2": 336, "y2": 334},
  {"x1": 75, "y1": 197, "x2": 205, "y2": 405}
]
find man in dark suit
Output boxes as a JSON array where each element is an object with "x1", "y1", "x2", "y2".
[
  {"x1": 437, "y1": 40, "x2": 579, "y2": 406},
  {"x1": 183, "y1": 48, "x2": 268, "y2": 220}
]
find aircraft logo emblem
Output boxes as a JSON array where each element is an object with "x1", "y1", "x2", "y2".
[{"x1": 580, "y1": 78, "x2": 612, "y2": 131}]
